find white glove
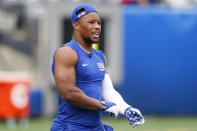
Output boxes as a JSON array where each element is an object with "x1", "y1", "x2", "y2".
[{"x1": 124, "y1": 107, "x2": 145, "y2": 127}]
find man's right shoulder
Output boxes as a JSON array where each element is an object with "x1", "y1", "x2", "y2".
[
  {"x1": 54, "y1": 46, "x2": 78, "y2": 65},
  {"x1": 56, "y1": 46, "x2": 77, "y2": 57}
]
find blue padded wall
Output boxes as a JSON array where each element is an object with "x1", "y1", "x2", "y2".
[{"x1": 117, "y1": 7, "x2": 197, "y2": 114}]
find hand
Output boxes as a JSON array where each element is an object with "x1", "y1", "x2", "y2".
[
  {"x1": 100, "y1": 100, "x2": 119, "y2": 118},
  {"x1": 124, "y1": 107, "x2": 145, "y2": 127}
]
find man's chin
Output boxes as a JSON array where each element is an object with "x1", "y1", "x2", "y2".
[
  {"x1": 83, "y1": 37, "x2": 99, "y2": 45},
  {"x1": 92, "y1": 39, "x2": 99, "y2": 43}
]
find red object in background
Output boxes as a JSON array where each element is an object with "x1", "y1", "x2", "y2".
[
  {"x1": 0, "y1": 72, "x2": 31, "y2": 120},
  {"x1": 120, "y1": 0, "x2": 136, "y2": 4}
]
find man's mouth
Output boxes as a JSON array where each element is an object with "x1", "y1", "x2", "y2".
[{"x1": 92, "y1": 32, "x2": 100, "y2": 38}]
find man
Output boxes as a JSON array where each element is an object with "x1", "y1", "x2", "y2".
[{"x1": 51, "y1": 4, "x2": 144, "y2": 131}]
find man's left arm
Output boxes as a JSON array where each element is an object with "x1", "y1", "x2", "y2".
[{"x1": 102, "y1": 73, "x2": 145, "y2": 127}]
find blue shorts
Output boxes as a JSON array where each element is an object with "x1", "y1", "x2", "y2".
[{"x1": 50, "y1": 124, "x2": 113, "y2": 131}]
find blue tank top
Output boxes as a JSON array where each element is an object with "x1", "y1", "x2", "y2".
[{"x1": 51, "y1": 40, "x2": 106, "y2": 130}]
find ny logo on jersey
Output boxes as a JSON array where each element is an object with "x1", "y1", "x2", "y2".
[{"x1": 97, "y1": 63, "x2": 105, "y2": 71}]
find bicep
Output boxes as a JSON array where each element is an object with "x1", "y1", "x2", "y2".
[
  {"x1": 55, "y1": 58, "x2": 75, "y2": 85},
  {"x1": 54, "y1": 47, "x2": 77, "y2": 96}
]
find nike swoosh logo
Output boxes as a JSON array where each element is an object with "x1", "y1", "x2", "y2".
[{"x1": 82, "y1": 64, "x2": 88, "y2": 67}]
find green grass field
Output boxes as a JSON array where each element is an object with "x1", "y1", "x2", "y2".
[{"x1": 0, "y1": 116, "x2": 197, "y2": 131}]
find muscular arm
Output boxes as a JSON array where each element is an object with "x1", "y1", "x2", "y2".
[{"x1": 54, "y1": 47, "x2": 105, "y2": 110}]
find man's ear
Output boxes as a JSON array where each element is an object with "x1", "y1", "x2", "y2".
[{"x1": 73, "y1": 22, "x2": 79, "y2": 31}]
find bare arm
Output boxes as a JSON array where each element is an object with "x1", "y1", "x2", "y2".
[{"x1": 54, "y1": 47, "x2": 105, "y2": 110}]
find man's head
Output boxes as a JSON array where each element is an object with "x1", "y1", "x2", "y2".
[{"x1": 70, "y1": 4, "x2": 101, "y2": 44}]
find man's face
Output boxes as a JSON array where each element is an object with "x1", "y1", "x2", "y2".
[{"x1": 77, "y1": 12, "x2": 101, "y2": 44}]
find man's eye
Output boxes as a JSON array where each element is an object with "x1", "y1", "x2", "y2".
[{"x1": 88, "y1": 21, "x2": 94, "y2": 24}]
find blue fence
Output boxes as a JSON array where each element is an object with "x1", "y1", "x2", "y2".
[{"x1": 117, "y1": 6, "x2": 197, "y2": 115}]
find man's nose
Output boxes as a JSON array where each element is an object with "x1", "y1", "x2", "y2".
[{"x1": 94, "y1": 23, "x2": 101, "y2": 30}]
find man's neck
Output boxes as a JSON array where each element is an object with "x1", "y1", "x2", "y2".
[{"x1": 74, "y1": 39, "x2": 93, "y2": 53}]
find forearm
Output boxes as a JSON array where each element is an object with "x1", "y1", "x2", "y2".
[
  {"x1": 102, "y1": 74, "x2": 130, "y2": 115},
  {"x1": 102, "y1": 74, "x2": 145, "y2": 126},
  {"x1": 58, "y1": 83, "x2": 105, "y2": 110}
]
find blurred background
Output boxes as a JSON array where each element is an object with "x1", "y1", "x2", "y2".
[{"x1": 0, "y1": 0, "x2": 197, "y2": 131}]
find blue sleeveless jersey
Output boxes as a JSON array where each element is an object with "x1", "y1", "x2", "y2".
[{"x1": 51, "y1": 40, "x2": 106, "y2": 131}]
